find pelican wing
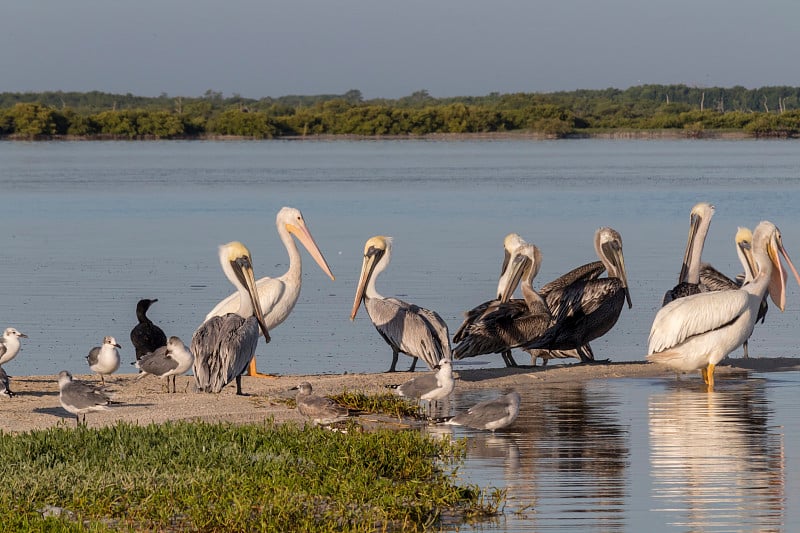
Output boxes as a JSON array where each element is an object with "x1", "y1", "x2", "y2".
[
  {"x1": 453, "y1": 300, "x2": 550, "y2": 359},
  {"x1": 192, "y1": 314, "x2": 260, "y2": 393},
  {"x1": 453, "y1": 299, "x2": 495, "y2": 343},
  {"x1": 368, "y1": 297, "x2": 450, "y2": 370},
  {"x1": 647, "y1": 290, "x2": 750, "y2": 354},
  {"x1": 547, "y1": 278, "x2": 621, "y2": 326},
  {"x1": 699, "y1": 262, "x2": 739, "y2": 291},
  {"x1": 539, "y1": 261, "x2": 605, "y2": 296}
]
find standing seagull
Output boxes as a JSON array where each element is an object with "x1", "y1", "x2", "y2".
[
  {"x1": 130, "y1": 298, "x2": 167, "y2": 362},
  {"x1": 135, "y1": 336, "x2": 194, "y2": 393},
  {"x1": 394, "y1": 358, "x2": 456, "y2": 402},
  {"x1": 647, "y1": 221, "x2": 800, "y2": 390},
  {"x1": 350, "y1": 236, "x2": 451, "y2": 372},
  {"x1": 522, "y1": 227, "x2": 632, "y2": 362},
  {"x1": 291, "y1": 381, "x2": 350, "y2": 425},
  {"x1": 86, "y1": 336, "x2": 121, "y2": 386},
  {"x1": 0, "y1": 327, "x2": 28, "y2": 366},
  {"x1": 205, "y1": 207, "x2": 335, "y2": 378},
  {"x1": 453, "y1": 243, "x2": 551, "y2": 366},
  {"x1": 663, "y1": 202, "x2": 716, "y2": 305},
  {"x1": 445, "y1": 391, "x2": 521, "y2": 432},
  {"x1": 699, "y1": 227, "x2": 767, "y2": 358},
  {"x1": 57, "y1": 370, "x2": 113, "y2": 427},
  {"x1": 192, "y1": 241, "x2": 271, "y2": 395}
]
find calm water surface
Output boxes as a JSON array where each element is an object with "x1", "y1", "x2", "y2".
[{"x1": 1, "y1": 139, "x2": 800, "y2": 531}]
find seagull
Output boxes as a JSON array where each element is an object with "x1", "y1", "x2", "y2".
[
  {"x1": 0, "y1": 327, "x2": 28, "y2": 366},
  {"x1": 291, "y1": 381, "x2": 350, "y2": 425},
  {"x1": 0, "y1": 366, "x2": 13, "y2": 398},
  {"x1": 445, "y1": 391, "x2": 521, "y2": 431},
  {"x1": 134, "y1": 336, "x2": 194, "y2": 393},
  {"x1": 393, "y1": 358, "x2": 455, "y2": 412},
  {"x1": 130, "y1": 298, "x2": 168, "y2": 362},
  {"x1": 57, "y1": 370, "x2": 113, "y2": 427},
  {"x1": 86, "y1": 336, "x2": 121, "y2": 385}
]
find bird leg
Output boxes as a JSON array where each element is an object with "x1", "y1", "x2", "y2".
[
  {"x1": 742, "y1": 341, "x2": 750, "y2": 359},
  {"x1": 705, "y1": 363, "x2": 716, "y2": 391},
  {"x1": 235, "y1": 375, "x2": 246, "y2": 396},
  {"x1": 247, "y1": 357, "x2": 278, "y2": 379},
  {"x1": 386, "y1": 349, "x2": 400, "y2": 372},
  {"x1": 501, "y1": 350, "x2": 518, "y2": 367},
  {"x1": 407, "y1": 357, "x2": 418, "y2": 372}
]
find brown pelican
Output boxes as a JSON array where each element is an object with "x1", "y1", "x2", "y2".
[
  {"x1": 453, "y1": 233, "x2": 529, "y2": 367},
  {"x1": 130, "y1": 298, "x2": 167, "y2": 362},
  {"x1": 647, "y1": 221, "x2": 800, "y2": 390},
  {"x1": 663, "y1": 202, "x2": 715, "y2": 305},
  {"x1": 699, "y1": 227, "x2": 768, "y2": 358},
  {"x1": 528, "y1": 258, "x2": 607, "y2": 365},
  {"x1": 453, "y1": 243, "x2": 552, "y2": 366},
  {"x1": 445, "y1": 391, "x2": 521, "y2": 431},
  {"x1": 206, "y1": 207, "x2": 335, "y2": 377},
  {"x1": 291, "y1": 381, "x2": 350, "y2": 425},
  {"x1": 0, "y1": 327, "x2": 27, "y2": 366},
  {"x1": 521, "y1": 227, "x2": 632, "y2": 361},
  {"x1": 192, "y1": 241, "x2": 271, "y2": 395},
  {"x1": 350, "y1": 236, "x2": 451, "y2": 372},
  {"x1": 57, "y1": 370, "x2": 113, "y2": 427},
  {"x1": 135, "y1": 336, "x2": 194, "y2": 393},
  {"x1": 86, "y1": 336, "x2": 121, "y2": 386}
]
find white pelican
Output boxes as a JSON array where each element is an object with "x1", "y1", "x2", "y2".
[
  {"x1": 86, "y1": 336, "x2": 121, "y2": 386},
  {"x1": 135, "y1": 336, "x2": 194, "y2": 393},
  {"x1": 206, "y1": 207, "x2": 334, "y2": 378},
  {"x1": 192, "y1": 241, "x2": 271, "y2": 395},
  {"x1": 453, "y1": 243, "x2": 552, "y2": 366},
  {"x1": 445, "y1": 391, "x2": 521, "y2": 432},
  {"x1": 291, "y1": 381, "x2": 350, "y2": 425},
  {"x1": 699, "y1": 227, "x2": 768, "y2": 358},
  {"x1": 0, "y1": 327, "x2": 28, "y2": 366},
  {"x1": 350, "y1": 236, "x2": 451, "y2": 372},
  {"x1": 663, "y1": 202, "x2": 715, "y2": 305},
  {"x1": 57, "y1": 370, "x2": 113, "y2": 427},
  {"x1": 522, "y1": 227, "x2": 632, "y2": 361},
  {"x1": 647, "y1": 221, "x2": 800, "y2": 390},
  {"x1": 130, "y1": 298, "x2": 167, "y2": 362}
]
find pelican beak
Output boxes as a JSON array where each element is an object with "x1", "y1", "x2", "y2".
[
  {"x1": 497, "y1": 248, "x2": 514, "y2": 299},
  {"x1": 606, "y1": 242, "x2": 632, "y2": 309},
  {"x1": 498, "y1": 253, "x2": 529, "y2": 303},
  {"x1": 767, "y1": 234, "x2": 800, "y2": 312},
  {"x1": 350, "y1": 246, "x2": 383, "y2": 320},
  {"x1": 738, "y1": 238, "x2": 758, "y2": 280},
  {"x1": 233, "y1": 255, "x2": 271, "y2": 342},
  {"x1": 286, "y1": 220, "x2": 335, "y2": 281},
  {"x1": 678, "y1": 212, "x2": 702, "y2": 282}
]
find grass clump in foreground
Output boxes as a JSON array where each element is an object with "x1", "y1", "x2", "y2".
[{"x1": 0, "y1": 420, "x2": 502, "y2": 531}]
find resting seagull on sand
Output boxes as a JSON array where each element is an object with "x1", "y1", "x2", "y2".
[
  {"x1": 57, "y1": 370, "x2": 113, "y2": 427},
  {"x1": 86, "y1": 336, "x2": 121, "y2": 386},
  {"x1": 292, "y1": 381, "x2": 350, "y2": 425}
]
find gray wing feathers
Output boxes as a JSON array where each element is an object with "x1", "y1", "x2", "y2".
[
  {"x1": 62, "y1": 382, "x2": 111, "y2": 410},
  {"x1": 397, "y1": 373, "x2": 438, "y2": 398},
  {"x1": 367, "y1": 297, "x2": 450, "y2": 370},
  {"x1": 192, "y1": 314, "x2": 258, "y2": 393},
  {"x1": 86, "y1": 346, "x2": 101, "y2": 365},
  {"x1": 138, "y1": 347, "x2": 178, "y2": 376},
  {"x1": 699, "y1": 262, "x2": 739, "y2": 291}
]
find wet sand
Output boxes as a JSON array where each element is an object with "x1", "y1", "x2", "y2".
[{"x1": 2, "y1": 358, "x2": 799, "y2": 433}]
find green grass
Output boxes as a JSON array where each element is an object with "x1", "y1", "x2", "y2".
[{"x1": 0, "y1": 421, "x2": 501, "y2": 531}]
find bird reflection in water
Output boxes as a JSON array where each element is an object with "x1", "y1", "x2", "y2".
[
  {"x1": 434, "y1": 383, "x2": 628, "y2": 532},
  {"x1": 649, "y1": 380, "x2": 784, "y2": 530}
]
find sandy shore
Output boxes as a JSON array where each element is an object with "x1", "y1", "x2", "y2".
[{"x1": 3, "y1": 357, "x2": 799, "y2": 433}]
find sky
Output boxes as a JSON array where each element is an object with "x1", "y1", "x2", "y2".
[{"x1": 2, "y1": 0, "x2": 799, "y2": 100}]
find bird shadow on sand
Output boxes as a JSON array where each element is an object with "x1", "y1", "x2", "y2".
[
  {"x1": 33, "y1": 407, "x2": 71, "y2": 419},
  {"x1": 12, "y1": 390, "x2": 59, "y2": 399}
]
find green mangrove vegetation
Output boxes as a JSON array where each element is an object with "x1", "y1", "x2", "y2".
[
  {"x1": 0, "y1": 420, "x2": 501, "y2": 531},
  {"x1": 2, "y1": 85, "x2": 800, "y2": 139}
]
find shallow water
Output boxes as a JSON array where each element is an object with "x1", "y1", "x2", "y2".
[{"x1": 2, "y1": 139, "x2": 800, "y2": 530}]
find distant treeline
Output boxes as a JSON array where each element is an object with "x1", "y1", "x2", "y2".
[{"x1": 2, "y1": 85, "x2": 800, "y2": 139}]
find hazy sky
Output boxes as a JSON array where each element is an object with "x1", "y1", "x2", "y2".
[{"x1": 2, "y1": 0, "x2": 798, "y2": 99}]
